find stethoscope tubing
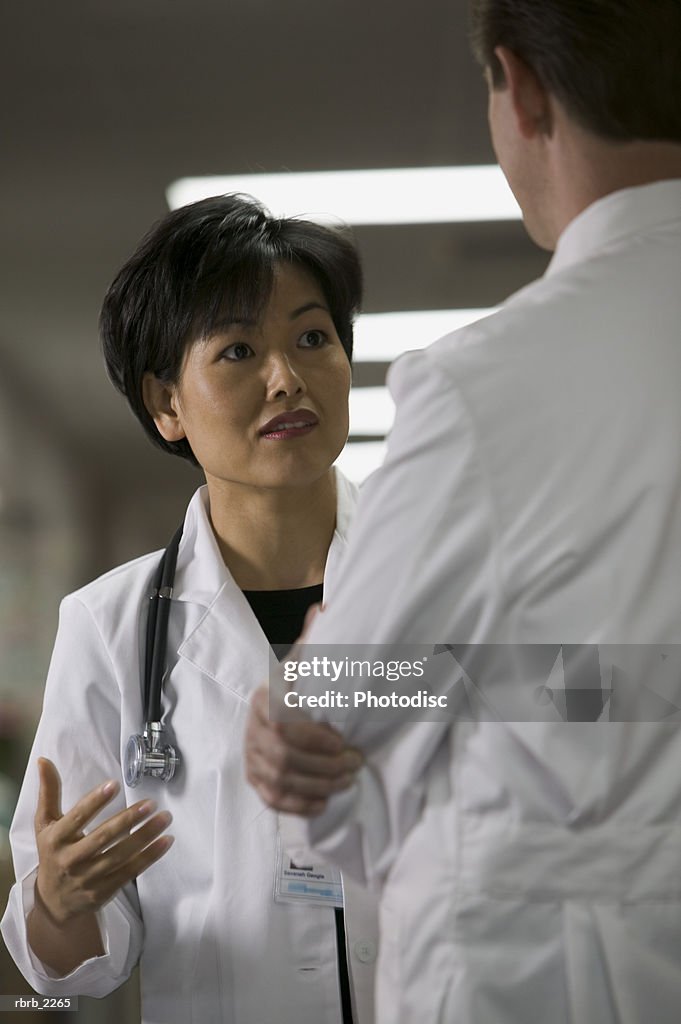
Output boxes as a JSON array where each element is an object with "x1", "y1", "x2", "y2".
[{"x1": 145, "y1": 524, "x2": 183, "y2": 723}]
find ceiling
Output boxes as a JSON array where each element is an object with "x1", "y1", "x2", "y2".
[{"x1": 0, "y1": 0, "x2": 548, "y2": 518}]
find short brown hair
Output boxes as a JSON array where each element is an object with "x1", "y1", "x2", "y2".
[{"x1": 470, "y1": 0, "x2": 681, "y2": 143}]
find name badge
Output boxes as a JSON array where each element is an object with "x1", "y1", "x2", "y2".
[{"x1": 274, "y1": 832, "x2": 344, "y2": 908}]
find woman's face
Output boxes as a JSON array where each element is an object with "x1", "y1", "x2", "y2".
[{"x1": 154, "y1": 263, "x2": 351, "y2": 493}]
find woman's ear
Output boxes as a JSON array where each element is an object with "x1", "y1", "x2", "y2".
[
  {"x1": 494, "y1": 46, "x2": 553, "y2": 139},
  {"x1": 142, "y1": 372, "x2": 186, "y2": 443}
]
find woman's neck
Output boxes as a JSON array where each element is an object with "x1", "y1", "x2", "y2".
[{"x1": 205, "y1": 470, "x2": 338, "y2": 590}]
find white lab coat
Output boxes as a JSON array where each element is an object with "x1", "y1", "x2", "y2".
[
  {"x1": 281, "y1": 181, "x2": 681, "y2": 1023},
  {"x1": 1, "y1": 469, "x2": 378, "y2": 1024}
]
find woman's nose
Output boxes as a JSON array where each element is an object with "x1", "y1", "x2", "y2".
[{"x1": 265, "y1": 354, "x2": 306, "y2": 400}]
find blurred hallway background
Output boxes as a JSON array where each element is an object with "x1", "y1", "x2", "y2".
[{"x1": 0, "y1": 2, "x2": 548, "y2": 1019}]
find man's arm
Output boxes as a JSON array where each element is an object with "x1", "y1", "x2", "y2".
[{"x1": 247, "y1": 343, "x2": 498, "y2": 883}]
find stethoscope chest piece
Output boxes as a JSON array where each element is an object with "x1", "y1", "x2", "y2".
[{"x1": 125, "y1": 722, "x2": 180, "y2": 787}]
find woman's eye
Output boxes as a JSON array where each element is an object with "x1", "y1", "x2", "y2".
[
  {"x1": 298, "y1": 330, "x2": 327, "y2": 349},
  {"x1": 222, "y1": 342, "x2": 254, "y2": 361}
]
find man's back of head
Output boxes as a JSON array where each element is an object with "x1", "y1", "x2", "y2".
[{"x1": 469, "y1": 0, "x2": 681, "y2": 248}]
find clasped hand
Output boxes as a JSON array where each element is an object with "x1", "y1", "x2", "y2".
[{"x1": 245, "y1": 686, "x2": 363, "y2": 816}]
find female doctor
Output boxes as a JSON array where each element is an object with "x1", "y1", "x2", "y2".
[{"x1": 0, "y1": 194, "x2": 377, "y2": 1023}]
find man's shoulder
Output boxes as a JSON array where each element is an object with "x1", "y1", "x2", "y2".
[
  {"x1": 384, "y1": 282, "x2": 549, "y2": 400},
  {"x1": 384, "y1": 264, "x2": 615, "y2": 443},
  {"x1": 428, "y1": 274, "x2": 568, "y2": 367}
]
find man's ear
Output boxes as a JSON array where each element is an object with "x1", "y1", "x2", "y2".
[
  {"x1": 494, "y1": 46, "x2": 552, "y2": 139},
  {"x1": 142, "y1": 372, "x2": 186, "y2": 443}
]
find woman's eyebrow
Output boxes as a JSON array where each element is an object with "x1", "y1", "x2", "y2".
[
  {"x1": 289, "y1": 301, "x2": 330, "y2": 319},
  {"x1": 208, "y1": 316, "x2": 257, "y2": 334},
  {"x1": 206, "y1": 302, "x2": 330, "y2": 337}
]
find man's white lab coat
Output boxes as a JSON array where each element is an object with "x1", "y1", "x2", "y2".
[
  {"x1": 281, "y1": 181, "x2": 681, "y2": 1023},
  {"x1": 1, "y1": 470, "x2": 378, "y2": 1024}
]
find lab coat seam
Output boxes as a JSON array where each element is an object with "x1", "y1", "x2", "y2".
[
  {"x1": 588, "y1": 903, "x2": 627, "y2": 1021},
  {"x1": 69, "y1": 550, "x2": 161, "y2": 597},
  {"x1": 174, "y1": 649, "x2": 251, "y2": 705},
  {"x1": 67, "y1": 595, "x2": 125, "y2": 700},
  {"x1": 174, "y1": 586, "x2": 267, "y2": 700},
  {"x1": 423, "y1": 349, "x2": 509, "y2": 631}
]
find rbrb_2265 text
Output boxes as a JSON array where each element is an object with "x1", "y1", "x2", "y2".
[{"x1": 6, "y1": 995, "x2": 78, "y2": 1011}]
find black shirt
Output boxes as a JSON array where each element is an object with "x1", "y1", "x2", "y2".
[{"x1": 243, "y1": 583, "x2": 323, "y2": 660}]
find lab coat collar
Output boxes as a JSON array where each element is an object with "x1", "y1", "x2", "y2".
[
  {"x1": 546, "y1": 178, "x2": 681, "y2": 278},
  {"x1": 173, "y1": 469, "x2": 358, "y2": 700},
  {"x1": 171, "y1": 487, "x2": 232, "y2": 608}
]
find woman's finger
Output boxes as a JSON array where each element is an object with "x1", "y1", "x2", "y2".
[
  {"x1": 96, "y1": 835, "x2": 175, "y2": 901},
  {"x1": 84, "y1": 811, "x2": 173, "y2": 881},
  {"x1": 34, "y1": 758, "x2": 63, "y2": 835},
  {"x1": 68, "y1": 799, "x2": 160, "y2": 866},
  {"x1": 49, "y1": 778, "x2": 121, "y2": 845},
  {"x1": 300, "y1": 601, "x2": 322, "y2": 640}
]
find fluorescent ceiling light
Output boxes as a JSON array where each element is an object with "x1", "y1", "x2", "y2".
[
  {"x1": 346, "y1": 312, "x2": 504, "y2": 451},
  {"x1": 353, "y1": 309, "x2": 498, "y2": 362},
  {"x1": 167, "y1": 167, "x2": 521, "y2": 225},
  {"x1": 339, "y1": 311, "x2": 506, "y2": 481},
  {"x1": 349, "y1": 387, "x2": 395, "y2": 436},
  {"x1": 335, "y1": 442, "x2": 387, "y2": 484}
]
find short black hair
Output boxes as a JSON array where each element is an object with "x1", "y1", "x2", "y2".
[
  {"x1": 100, "y1": 193, "x2": 363, "y2": 464},
  {"x1": 470, "y1": 0, "x2": 681, "y2": 143}
]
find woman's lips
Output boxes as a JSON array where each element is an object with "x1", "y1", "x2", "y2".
[
  {"x1": 261, "y1": 423, "x2": 318, "y2": 440},
  {"x1": 259, "y1": 410, "x2": 319, "y2": 439}
]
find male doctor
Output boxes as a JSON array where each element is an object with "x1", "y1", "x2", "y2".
[{"x1": 246, "y1": 1, "x2": 681, "y2": 1021}]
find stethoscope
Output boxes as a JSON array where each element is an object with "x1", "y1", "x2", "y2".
[{"x1": 124, "y1": 525, "x2": 184, "y2": 787}]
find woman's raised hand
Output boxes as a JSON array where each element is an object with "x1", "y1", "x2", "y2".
[{"x1": 33, "y1": 757, "x2": 174, "y2": 927}]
